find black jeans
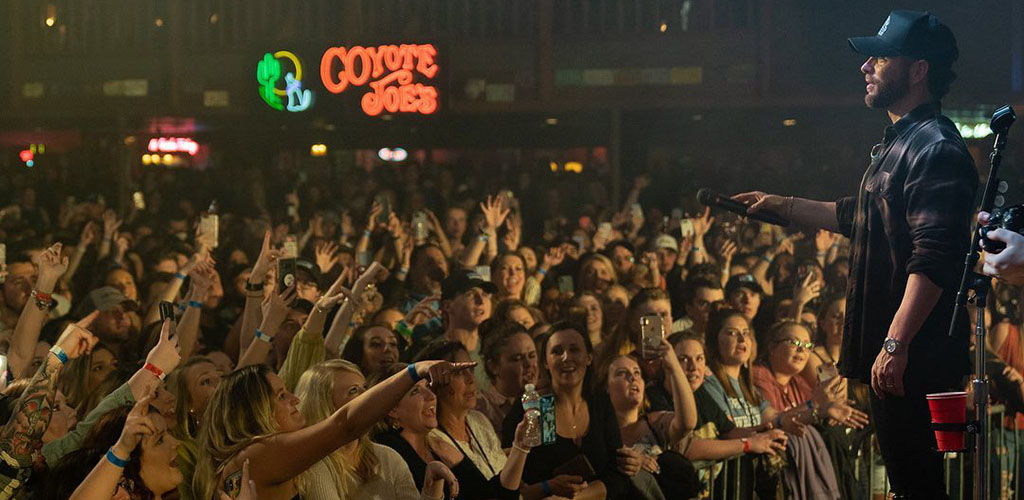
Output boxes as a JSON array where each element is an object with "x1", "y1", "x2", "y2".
[{"x1": 869, "y1": 372, "x2": 960, "y2": 499}]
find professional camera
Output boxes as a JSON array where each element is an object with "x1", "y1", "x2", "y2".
[{"x1": 980, "y1": 204, "x2": 1024, "y2": 252}]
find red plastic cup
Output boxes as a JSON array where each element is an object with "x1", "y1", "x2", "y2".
[{"x1": 926, "y1": 391, "x2": 968, "y2": 452}]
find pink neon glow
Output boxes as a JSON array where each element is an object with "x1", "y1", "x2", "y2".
[{"x1": 147, "y1": 137, "x2": 199, "y2": 156}]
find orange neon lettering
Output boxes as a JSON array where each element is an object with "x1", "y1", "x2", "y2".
[
  {"x1": 399, "y1": 45, "x2": 417, "y2": 71},
  {"x1": 383, "y1": 45, "x2": 402, "y2": 72},
  {"x1": 365, "y1": 46, "x2": 387, "y2": 79},
  {"x1": 416, "y1": 84, "x2": 438, "y2": 114},
  {"x1": 321, "y1": 47, "x2": 348, "y2": 93},
  {"x1": 416, "y1": 45, "x2": 438, "y2": 79},
  {"x1": 346, "y1": 46, "x2": 371, "y2": 86},
  {"x1": 320, "y1": 43, "x2": 439, "y2": 116}
]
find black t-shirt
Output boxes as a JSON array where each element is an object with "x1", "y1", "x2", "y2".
[{"x1": 694, "y1": 384, "x2": 736, "y2": 438}]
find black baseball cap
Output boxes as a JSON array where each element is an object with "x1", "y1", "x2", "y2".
[
  {"x1": 441, "y1": 269, "x2": 497, "y2": 301},
  {"x1": 725, "y1": 274, "x2": 764, "y2": 297},
  {"x1": 848, "y1": 10, "x2": 958, "y2": 65}
]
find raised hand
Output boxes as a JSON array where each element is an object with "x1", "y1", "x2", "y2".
[
  {"x1": 111, "y1": 393, "x2": 157, "y2": 459},
  {"x1": 189, "y1": 259, "x2": 218, "y2": 298},
  {"x1": 815, "y1": 229, "x2": 840, "y2": 254},
  {"x1": 503, "y1": 217, "x2": 521, "y2": 251},
  {"x1": 261, "y1": 286, "x2": 296, "y2": 331},
  {"x1": 314, "y1": 241, "x2": 340, "y2": 274},
  {"x1": 316, "y1": 271, "x2": 355, "y2": 311},
  {"x1": 145, "y1": 318, "x2": 181, "y2": 375},
  {"x1": 54, "y1": 311, "x2": 100, "y2": 360},
  {"x1": 251, "y1": 231, "x2": 282, "y2": 283},
  {"x1": 101, "y1": 209, "x2": 123, "y2": 240},
  {"x1": 36, "y1": 243, "x2": 69, "y2": 289},
  {"x1": 793, "y1": 272, "x2": 822, "y2": 306},
  {"x1": 693, "y1": 206, "x2": 714, "y2": 238},
  {"x1": 480, "y1": 195, "x2": 511, "y2": 232},
  {"x1": 405, "y1": 295, "x2": 441, "y2": 328},
  {"x1": 78, "y1": 220, "x2": 99, "y2": 248},
  {"x1": 719, "y1": 240, "x2": 738, "y2": 266},
  {"x1": 365, "y1": 202, "x2": 384, "y2": 232},
  {"x1": 542, "y1": 246, "x2": 566, "y2": 270},
  {"x1": 416, "y1": 360, "x2": 478, "y2": 389}
]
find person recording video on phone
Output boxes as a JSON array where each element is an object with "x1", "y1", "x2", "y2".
[{"x1": 733, "y1": 11, "x2": 974, "y2": 499}]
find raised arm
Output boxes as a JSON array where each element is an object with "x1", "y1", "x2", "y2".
[
  {"x1": 69, "y1": 393, "x2": 156, "y2": 500},
  {"x1": 237, "y1": 286, "x2": 295, "y2": 369},
  {"x1": 43, "y1": 319, "x2": 180, "y2": 466},
  {"x1": 1, "y1": 313, "x2": 99, "y2": 470},
  {"x1": 176, "y1": 260, "x2": 217, "y2": 359},
  {"x1": 324, "y1": 263, "x2": 389, "y2": 355},
  {"x1": 9, "y1": 243, "x2": 67, "y2": 378},
  {"x1": 659, "y1": 338, "x2": 697, "y2": 441},
  {"x1": 239, "y1": 232, "x2": 281, "y2": 356},
  {"x1": 246, "y1": 360, "x2": 476, "y2": 488}
]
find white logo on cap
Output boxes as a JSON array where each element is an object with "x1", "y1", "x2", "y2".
[{"x1": 878, "y1": 15, "x2": 891, "y2": 36}]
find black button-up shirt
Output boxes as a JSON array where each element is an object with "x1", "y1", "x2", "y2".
[{"x1": 835, "y1": 102, "x2": 977, "y2": 388}]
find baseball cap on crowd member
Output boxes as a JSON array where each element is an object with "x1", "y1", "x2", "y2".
[
  {"x1": 441, "y1": 269, "x2": 497, "y2": 301},
  {"x1": 725, "y1": 274, "x2": 764, "y2": 298},
  {"x1": 73, "y1": 286, "x2": 138, "y2": 318},
  {"x1": 652, "y1": 234, "x2": 679, "y2": 253},
  {"x1": 848, "y1": 10, "x2": 958, "y2": 66},
  {"x1": 295, "y1": 260, "x2": 322, "y2": 289}
]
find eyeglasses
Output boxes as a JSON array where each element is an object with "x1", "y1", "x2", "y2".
[{"x1": 777, "y1": 338, "x2": 815, "y2": 350}]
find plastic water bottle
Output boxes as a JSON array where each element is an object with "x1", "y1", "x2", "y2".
[{"x1": 521, "y1": 383, "x2": 541, "y2": 447}]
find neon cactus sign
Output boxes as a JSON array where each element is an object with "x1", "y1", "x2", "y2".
[
  {"x1": 256, "y1": 50, "x2": 313, "y2": 112},
  {"x1": 320, "y1": 44, "x2": 438, "y2": 116}
]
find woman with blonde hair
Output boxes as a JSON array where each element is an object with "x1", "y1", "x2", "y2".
[
  {"x1": 294, "y1": 359, "x2": 456, "y2": 500},
  {"x1": 194, "y1": 359, "x2": 471, "y2": 500}
]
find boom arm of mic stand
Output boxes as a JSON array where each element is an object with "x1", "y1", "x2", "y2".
[{"x1": 949, "y1": 132, "x2": 1009, "y2": 337}]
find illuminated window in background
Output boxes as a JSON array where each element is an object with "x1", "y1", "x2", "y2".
[{"x1": 257, "y1": 51, "x2": 313, "y2": 112}]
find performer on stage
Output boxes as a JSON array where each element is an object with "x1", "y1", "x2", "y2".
[{"x1": 735, "y1": 10, "x2": 975, "y2": 499}]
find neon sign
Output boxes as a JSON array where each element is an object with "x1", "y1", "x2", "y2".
[
  {"x1": 148, "y1": 137, "x2": 199, "y2": 156},
  {"x1": 320, "y1": 44, "x2": 438, "y2": 116},
  {"x1": 257, "y1": 51, "x2": 313, "y2": 112}
]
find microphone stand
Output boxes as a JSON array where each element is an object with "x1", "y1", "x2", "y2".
[{"x1": 948, "y1": 105, "x2": 1015, "y2": 500}]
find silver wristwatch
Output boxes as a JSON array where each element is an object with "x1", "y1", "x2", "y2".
[{"x1": 883, "y1": 337, "x2": 906, "y2": 356}]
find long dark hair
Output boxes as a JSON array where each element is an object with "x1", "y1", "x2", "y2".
[
  {"x1": 704, "y1": 307, "x2": 761, "y2": 406},
  {"x1": 34, "y1": 406, "x2": 152, "y2": 500}
]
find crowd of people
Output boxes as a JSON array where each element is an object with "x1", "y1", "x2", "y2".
[{"x1": 0, "y1": 158, "x2": 1018, "y2": 500}]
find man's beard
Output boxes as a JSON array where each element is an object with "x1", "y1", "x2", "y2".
[{"x1": 865, "y1": 67, "x2": 910, "y2": 109}]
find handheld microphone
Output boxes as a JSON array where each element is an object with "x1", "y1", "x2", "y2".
[{"x1": 697, "y1": 188, "x2": 790, "y2": 227}]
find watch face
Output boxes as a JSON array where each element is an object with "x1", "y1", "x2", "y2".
[{"x1": 884, "y1": 339, "x2": 897, "y2": 353}]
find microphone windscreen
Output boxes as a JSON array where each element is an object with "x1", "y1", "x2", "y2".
[{"x1": 696, "y1": 188, "x2": 716, "y2": 206}]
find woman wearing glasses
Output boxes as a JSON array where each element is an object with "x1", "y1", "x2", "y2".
[{"x1": 750, "y1": 319, "x2": 869, "y2": 499}]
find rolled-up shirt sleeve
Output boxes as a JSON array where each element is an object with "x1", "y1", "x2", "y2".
[
  {"x1": 903, "y1": 140, "x2": 977, "y2": 289},
  {"x1": 835, "y1": 196, "x2": 858, "y2": 238}
]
